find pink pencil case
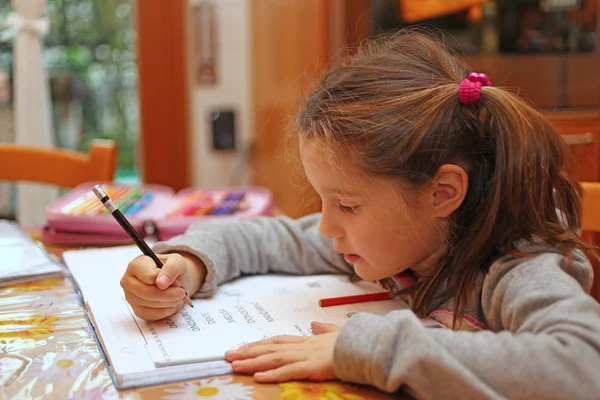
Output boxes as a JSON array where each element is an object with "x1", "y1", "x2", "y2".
[{"x1": 42, "y1": 182, "x2": 273, "y2": 245}]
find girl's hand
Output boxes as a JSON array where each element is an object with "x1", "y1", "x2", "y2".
[
  {"x1": 225, "y1": 322, "x2": 341, "y2": 383},
  {"x1": 120, "y1": 252, "x2": 206, "y2": 321}
]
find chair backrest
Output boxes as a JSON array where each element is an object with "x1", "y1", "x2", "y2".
[
  {"x1": 581, "y1": 182, "x2": 600, "y2": 233},
  {"x1": 0, "y1": 139, "x2": 118, "y2": 188}
]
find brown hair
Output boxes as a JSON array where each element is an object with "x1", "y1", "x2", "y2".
[{"x1": 294, "y1": 30, "x2": 596, "y2": 326}]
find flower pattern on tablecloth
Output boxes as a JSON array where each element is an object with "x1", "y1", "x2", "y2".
[
  {"x1": 0, "y1": 353, "x2": 31, "y2": 387},
  {"x1": 8, "y1": 278, "x2": 66, "y2": 292},
  {"x1": 31, "y1": 292, "x2": 74, "y2": 314},
  {"x1": 161, "y1": 376, "x2": 254, "y2": 399},
  {"x1": 279, "y1": 382, "x2": 364, "y2": 400},
  {"x1": 29, "y1": 349, "x2": 92, "y2": 381},
  {"x1": 0, "y1": 315, "x2": 59, "y2": 340},
  {"x1": 68, "y1": 386, "x2": 119, "y2": 400}
]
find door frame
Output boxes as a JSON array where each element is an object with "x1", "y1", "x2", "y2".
[{"x1": 136, "y1": 0, "x2": 191, "y2": 190}]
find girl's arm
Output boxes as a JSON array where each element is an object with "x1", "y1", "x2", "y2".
[
  {"x1": 153, "y1": 213, "x2": 353, "y2": 298},
  {"x1": 332, "y1": 248, "x2": 600, "y2": 399}
]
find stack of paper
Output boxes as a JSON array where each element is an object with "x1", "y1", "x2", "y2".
[{"x1": 0, "y1": 220, "x2": 64, "y2": 286}]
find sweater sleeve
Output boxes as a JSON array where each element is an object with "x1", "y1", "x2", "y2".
[
  {"x1": 332, "y1": 250, "x2": 600, "y2": 400},
  {"x1": 152, "y1": 213, "x2": 353, "y2": 298}
]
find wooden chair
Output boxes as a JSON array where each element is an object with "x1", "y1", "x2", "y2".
[
  {"x1": 580, "y1": 182, "x2": 600, "y2": 302},
  {"x1": 581, "y1": 182, "x2": 600, "y2": 233},
  {"x1": 0, "y1": 139, "x2": 118, "y2": 187}
]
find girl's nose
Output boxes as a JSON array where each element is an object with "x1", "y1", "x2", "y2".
[{"x1": 319, "y1": 213, "x2": 344, "y2": 239}]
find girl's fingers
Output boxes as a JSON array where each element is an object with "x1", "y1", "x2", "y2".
[
  {"x1": 253, "y1": 362, "x2": 312, "y2": 383},
  {"x1": 123, "y1": 277, "x2": 186, "y2": 302},
  {"x1": 226, "y1": 342, "x2": 303, "y2": 361},
  {"x1": 124, "y1": 291, "x2": 185, "y2": 309},
  {"x1": 244, "y1": 335, "x2": 306, "y2": 348},
  {"x1": 125, "y1": 255, "x2": 160, "y2": 284},
  {"x1": 133, "y1": 303, "x2": 183, "y2": 321},
  {"x1": 155, "y1": 255, "x2": 188, "y2": 289},
  {"x1": 311, "y1": 321, "x2": 341, "y2": 334},
  {"x1": 231, "y1": 351, "x2": 306, "y2": 373}
]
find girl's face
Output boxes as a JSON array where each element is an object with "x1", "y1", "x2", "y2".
[{"x1": 301, "y1": 140, "x2": 446, "y2": 281}]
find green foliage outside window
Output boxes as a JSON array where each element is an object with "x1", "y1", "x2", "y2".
[{"x1": 0, "y1": 0, "x2": 139, "y2": 180}]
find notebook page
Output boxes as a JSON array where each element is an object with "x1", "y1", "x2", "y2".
[
  {"x1": 141, "y1": 275, "x2": 409, "y2": 367},
  {"x1": 63, "y1": 245, "x2": 233, "y2": 388},
  {"x1": 62, "y1": 245, "x2": 437, "y2": 387},
  {"x1": 64, "y1": 246, "x2": 156, "y2": 376},
  {"x1": 0, "y1": 221, "x2": 25, "y2": 246},
  {"x1": 85, "y1": 291, "x2": 231, "y2": 380}
]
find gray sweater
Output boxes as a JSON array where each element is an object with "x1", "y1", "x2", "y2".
[{"x1": 153, "y1": 213, "x2": 600, "y2": 400}]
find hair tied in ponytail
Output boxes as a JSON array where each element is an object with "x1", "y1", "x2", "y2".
[{"x1": 459, "y1": 72, "x2": 492, "y2": 105}]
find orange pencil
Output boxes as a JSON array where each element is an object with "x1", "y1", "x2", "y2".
[{"x1": 318, "y1": 291, "x2": 392, "y2": 307}]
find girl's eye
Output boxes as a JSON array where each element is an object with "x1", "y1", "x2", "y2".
[{"x1": 339, "y1": 204, "x2": 360, "y2": 214}]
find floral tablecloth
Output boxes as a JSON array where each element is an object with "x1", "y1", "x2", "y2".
[{"x1": 0, "y1": 242, "x2": 407, "y2": 399}]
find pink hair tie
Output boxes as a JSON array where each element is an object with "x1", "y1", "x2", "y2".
[{"x1": 459, "y1": 72, "x2": 492, "y2": 105}]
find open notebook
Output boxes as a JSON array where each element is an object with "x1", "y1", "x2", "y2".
[
  {"x1": 0, "y1": 220, "x2": 65, "y2": 287},
  {"x1": 63, "y1": 245, "x2": 430, "y2": 389}
]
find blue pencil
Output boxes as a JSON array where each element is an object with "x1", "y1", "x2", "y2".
[{"x1": 124, "y1": 191, "x2": 155, "y2": 216}]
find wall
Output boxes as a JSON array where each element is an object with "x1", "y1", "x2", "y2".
[{"x1": 188, "y1": 0, "x2": 253, "y2": 188}]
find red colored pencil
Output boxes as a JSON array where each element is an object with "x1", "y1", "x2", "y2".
[{"x1": 318, "y1": 291, "x2": 392, "y2": 307}]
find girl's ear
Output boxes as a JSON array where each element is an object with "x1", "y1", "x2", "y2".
[{"x1": 429, "y1": 164, "x2": 468, "y2": 218}]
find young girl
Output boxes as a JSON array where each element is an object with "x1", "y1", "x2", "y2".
[{"x1": 120, "y1": 31, "x2": 600, "y2": 399}]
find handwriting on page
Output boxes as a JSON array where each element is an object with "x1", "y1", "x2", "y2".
[{"x1": 137, "y1": 275, "x2": 409, "y2": 367}]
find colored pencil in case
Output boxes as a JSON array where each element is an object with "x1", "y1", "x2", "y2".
[
  {"x1": 207, "y1": 192, "x2": 231, "y2": 213},
  {"x1": 192, "y1": 197, "x2": 216, "y2": 216},
  {"x1": 178, "y1": 196, "x2": 211, "y2": 216},
  {"x1": 67, "y1": 187, "x2": 118, "y2": 215},
  {"x1": 176, "y1": 202, "x2": 200, "y2": 216},
  {"x1": 211, "y1": 193, "x2": 245, "y2": 215},
  {"x1": 111, "y1": 187, "x2": 141, "y2": 211},
  {"x1": 124, "y1": 191, "x2": 155, "y2": 216},
  {"x1": 210, "y1": 203, "x2": 232, "y2": 215},
  {"x1": 102, "y1": 187, "x2": 141, "y2": 214},
  {"x1": 69, "y1": 195, "x2": 100, "y2": 215},
  {"x1": 210, "y1": 194, "x2": 234, "y2": 215},
  {"x1": 230, "y1": 193, "x2": 246, "y2": 213},
  {"x1": 237, "y1": 194, "x2": 248, "y2": 212},
  {"x1": 81, "y1": 186, "x2": 130, "y2": 215},
  {"x1": 85, "y1": 186, "x2": 131, "y2": 215},
  {"x1": 184, "y1": 192, "x2": 225, "y2": 216},
  {"x1": 60, "y1": 192, "x2": 96, "y2": 214},
  {"x1": 230, "y1": 193, "x2": 246, "y2": 214},
  {"x1": 318, "y1": 291, "x2": 392, "y2": 307},
  {"x1": 208, "y1": 192, "x2": 231, "y2": 213},
  {"x1": 224, "y1": 192, "x2": 244, "y2": 205},
  {"x1": 114, "y1": 195, "x2": 139, "y2": 214},
  {"x1": 167, "y1": 190, "x2": 204, "y2": 217}
]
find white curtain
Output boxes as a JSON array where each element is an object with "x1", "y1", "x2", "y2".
[{"x1": 8, "y1": 0, "x2": 58, "y2": 226}]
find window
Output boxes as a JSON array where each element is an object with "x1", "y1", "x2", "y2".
[{"x1": 0, "y1": 0, "x2": 140, "y2": 183}]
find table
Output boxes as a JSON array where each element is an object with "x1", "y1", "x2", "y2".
[{"x1": 0, "y1": 234, "x2": 407, "y2": 399}]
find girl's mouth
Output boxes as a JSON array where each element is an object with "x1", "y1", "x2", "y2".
[{"x1": 343, "y1": 254, "x2": 360, "y2": 264}]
